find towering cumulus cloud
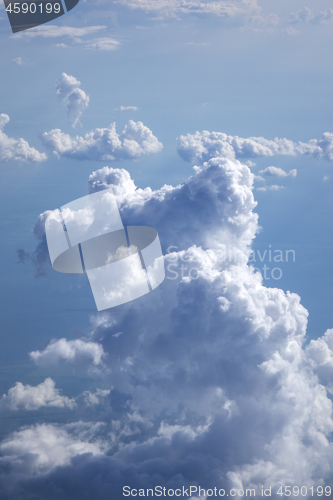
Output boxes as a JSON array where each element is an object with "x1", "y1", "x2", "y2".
[
  {"x1": 56, "y1": 73, "x2": 90, "y2": 128},
  {"x1": 6, "y1": 146, "x2": 333, "y2": 497}
]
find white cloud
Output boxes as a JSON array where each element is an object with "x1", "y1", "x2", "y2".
[
  {"x1": 254, "y1": 175, "x2": 264, "y2": 182},
  {"x1": 40, "y1": 120, "x2": 163, "y2": 161},
  {"x1": 118, "y1": 106, "x2": 139, "y2": 111},
  {"x1": 257, "y1": 184, "x2": 286, "y2": 191},
  {"x1": 0, "y1": 422, "x2": 107, "y2": 475},
  {"x1": 289, "y1": 7, "x2": 333, "y2": 25},
  {"x1": 11, "y1": 25, "x2": 120, "y2": 51},
  {"x1": 177, "y1": 130, "x2": 297, "y2": 163},
  {"x1": 12, "y1": 57, "x2": 23, "y2": 65},
  {"x1": 0, "y1": 114, "x2": 46, "y2": 163},
  {"x1": 0, "y1": 378, "x2": 76, "y2": 411},
  {"x1": 306, "y1": 329, "x2": 333, "y2": 395},
  {"x1": 284, "y1": 26, "x2": 300, "y2": 36},
  {"x1": 84, "y1": 37, "x2": 121, "y2": 51},
  {"x1": 114, "y1": 0, "x2": 260, "y2": 21},
  {"x1": 29, "y1": 338, "x2": 106, "y2": 368},
  {"x1": 60, "y1": 160, "x2": 332, "y2": 494},
  {"x1": 9, "y1": 135, "x2": 333, "y2": 497},
  {"x1": 77, "y1": 389, "x2": 111, "y2": 407},
  {"x1": 323, "y1": 175, "x2": 329, "y2": 181},
  {"x1": 12, "y1": 25, "x2": 106, "y2": 39},
  {"x1": 56, "y1": 73, "x2": 89, "y2": 128},
  {"x1": 177, "y1": 129, "x2": 333, "y2": 163},
  {"x1": 258, "y1": 166, "x2": 297, "y2": 177}
]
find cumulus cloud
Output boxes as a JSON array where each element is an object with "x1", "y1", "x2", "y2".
[
  {"x1": 177, "y1": 129, "x2": 333, "y2": 164},
  {"x1": 0, "y1": 114, "x2": 46, "y2": 163},
  {"x1": 306, "y1": 329, "x2": 333, "y2": 395},
  {"x1": 40, "y1": 120, "x2": 163, "y2": 161},
  {"x1": 0, "y1": 422, "x2": 107, "y2": 475},
  {"x1": 29, "y1": 338, "x2": 106, "y2": 368},
  {"x1": 8, "y1": 134, "x2": 333, "y2": 497},
  {"x1": 0, "y1": 378, "x2": 75, "y2": 411},
  {"x1": 258, "y1": 166, "x2": 297, "y2": 177},
  {"x1": 56, "y1": 73, "x2": 89, "y2": 128}
]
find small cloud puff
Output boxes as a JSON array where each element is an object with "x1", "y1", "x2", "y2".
[
  {"x1": 84, "y1": 37, "x2": 120, "y2": 51},
  {"x1": 259, "y1": 166, "x2": 297, "y2": 177},
  {"x1": 12, "y1": 57, "x2": 23, "y2": 65},
  {"x1": 257, "y1": 184, "x2": 286, "y2": 191},
  {"x1": 117, "y1": 106, "x2": 139, "y2": 111}
]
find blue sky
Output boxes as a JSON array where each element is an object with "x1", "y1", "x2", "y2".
[{"x1": 1, "y1": 0, "x2": 333, "y2": 497}]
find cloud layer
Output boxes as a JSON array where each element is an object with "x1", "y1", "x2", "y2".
[
  {"x1": 115, "y1": 0, "x2": 260, "y2": 21},
  {"x1": 177, "y1": 129, "x2": 333, "y2": 163}
]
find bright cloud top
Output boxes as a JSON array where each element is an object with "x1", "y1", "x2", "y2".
[
  {"x1": 177, "y1": 129, "x2": 333, "y2": 163},
  {"x1": 56, "y1": 73, "x2": 89, "y2": 128},
  {"x1": 40, "y1": 120, "x2": 163, "y2": 161},
  {"x1": 0, "y1": 114, "x2": 46, "y2": 163},
  {"x1": 0, "y1": 378, "x2": 76, "y2": 411}
]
